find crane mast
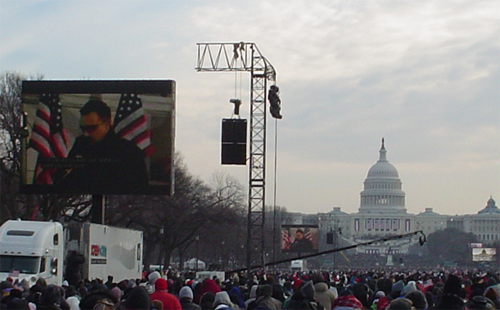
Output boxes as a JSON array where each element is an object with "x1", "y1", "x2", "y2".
[{"x1": 196, "y1": 42, "x2": 276, "y2": 270}]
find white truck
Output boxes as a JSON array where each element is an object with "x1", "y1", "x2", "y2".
[
  {"x1": 0, "y1": 219, "x2": 143, "y2": 287},
  {"x1": 291, "y1": 259, "x2": 306, "y2": 272}
]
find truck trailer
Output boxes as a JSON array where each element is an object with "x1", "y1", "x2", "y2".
[{"x1": 0, "y1": 219, "x2": 143, "y2": 286}]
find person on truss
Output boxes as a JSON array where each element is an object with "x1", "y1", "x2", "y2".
[{"x1": 268, "y1": 85, "x2": 283, "y2": 119}]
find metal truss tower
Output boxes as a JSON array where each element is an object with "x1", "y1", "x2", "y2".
[{"x1": 196, "y1": 42, "x2": 276, "y2": 270}]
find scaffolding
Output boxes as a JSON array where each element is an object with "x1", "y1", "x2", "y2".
[{"x1": 196, "y1": 42, "x2": 276, "y2": 270}]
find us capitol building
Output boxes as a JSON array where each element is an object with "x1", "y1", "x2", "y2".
[{"x1": 293, "y1": 139, "x2": 500, "y2": 255}]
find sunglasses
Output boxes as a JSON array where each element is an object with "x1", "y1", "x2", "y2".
[{"x1": 80, "y1": 122, "x2": 104, "y2": 133}]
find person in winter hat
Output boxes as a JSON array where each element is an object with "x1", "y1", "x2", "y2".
[
  {"x1": 431, "y1": 274, "x2": 466, "y2": 310},
  {"x1": 125, "y1": 286, "x2": 151, "y2": 310},
  {"x1": 79, "y1": 289, "x2": 117, "y2": 310},
  {"x1": 314, "y1": 281, "x2": 336, "y2": 310},
  {"x1": 350, "y1": 283, "x2": 371, "y2": 310},
  {"x1": 249, "y1": 285, "x2": 282, "y2": 310},
  {"x1": 405, "y1": 291, "x2": 428, "y2": 310},
  {"x1": 391, "y1": 280, "x2": 405, "y2": 299},
  {"x1": 284, "y1": 281, "x2": 323, "y2": 310},
  {"x1": 149, "y1": 278, "x2": 182, "y2": 310},
  {"x1": 37, "y1": 284, "x2": 70, "y2": 310},
  {"x1": 371, "y1": 291, "x2": 385, "y2": 310},
  {"x1": 200, "y1": 292, "x2": 215, "y2": 310},
  {"x1": 332, "y1": 289, "x2": 364, "y2": 310},
  {"x1": 375, "y1": 278, "x2": 394, "y2": 310},
  {"x1": 213, "y1": 291, "x2": 234, "y2": 310},
  {"x1": 147, "y1": 271, "x2": 162, "y2": 294},
  {"x1": 179, "y1": 286, "x2": 201, "y2": 310},
  {"x1": 401, "y1": 281, "x2": 418, "y2": 297},
  {"x1": 196, "y1": 279, "x2": 221, "y2": 304},
  {"x1": 387, "y1": 298, "x2": 413, "y2": 310},
  {"x1": 245, "y1": 286, "x2": 258, "y2": 308}
]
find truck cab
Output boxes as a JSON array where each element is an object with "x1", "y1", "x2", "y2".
[{"x1": 0, "y1": 220, "x2": 64, "y2": 286}]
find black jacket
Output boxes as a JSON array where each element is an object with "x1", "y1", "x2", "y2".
[{"x1": 55, "y1": 131, "x2": 148, "y2": 194}]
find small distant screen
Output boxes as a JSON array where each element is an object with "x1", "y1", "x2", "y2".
[
  {"x1": 281, "y1": 225, "x2": 319, "y2": 254},
  {"x1": 472, "y1": 248, "x2": 496, "y2": 262}
]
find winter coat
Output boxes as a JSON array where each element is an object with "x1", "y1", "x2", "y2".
[
  {"x1": 180, "y1": 298, "x2": 202, "y2": 310},
  {"x1": 314, "y1": 282, "x2": 336, "y2": 310}
]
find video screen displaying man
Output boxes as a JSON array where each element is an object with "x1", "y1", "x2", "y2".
[
  {"x1": 54, "y1": 99, "x2": 148, "y2": 193},
  {"x1": 21, "y1": 80, "x2": 175, "y2": 195},
  {"x1": 281, "y1": 226, "x2": 318, "y2": 254}
]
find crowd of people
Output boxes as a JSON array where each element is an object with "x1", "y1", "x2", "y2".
[{"x1": 1, "y1": 268, "x2": 499, "y2": 310}]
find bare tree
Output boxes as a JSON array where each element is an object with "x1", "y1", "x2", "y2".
[
  {"x1": 107, "y1": 155, "x2": 247, "y2": 269},
  {"x1": 0, "y1": 71, "x2": 30, "y2": 221}
]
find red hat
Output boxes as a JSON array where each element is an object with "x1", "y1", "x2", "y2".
[
  {"x1": 155, "y1": 278, "x2": 168, "y2": 290},
  {"x1": 292, "y1": 279, "x2": 304, "y2": 290}
]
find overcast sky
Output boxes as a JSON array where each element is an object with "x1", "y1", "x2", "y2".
[{"x1": 1, "y1": 0, "x2": 499, "y2": 216}]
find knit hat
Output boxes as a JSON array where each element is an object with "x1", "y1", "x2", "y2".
[
  {"x1": 402, "y1": 281, "x2": 418, "y2": 296},
  {"x1": 405, "y1": 291, "x2": 428, "y2": 310},
  {"x1": 179, "y1": 286, "x2": 194, "y2": 300},
  {"x1": 392, "y1": 280, "x2": 405, "y2": 295},
  {"x1": 125, "y1": 286, "x2": 151, "y2": 310},
  {"x1": 375, "y1": 291, "x2": 386, "y2": 299},
  {"x1": 110, "y1": 286, "x2": 123, "y2": 306},
  {"x1": 148, "y1": 271, "x2": 161, "y2": 284},
  {"x1": 155, "y1": 278, "x2": 168, "y2": 291},
  {"x1": 301, "y1": 281, "x2": 315, "y2": 300},
  {"x1": 339, "y1": 288, "x2": 354, "y2": 296},
  {"x1": 332, "y1": 295, "x2": 364, "y2": 310},
  {"x1": 387, "y1": 298, "x2": 413, "y2": 310}
]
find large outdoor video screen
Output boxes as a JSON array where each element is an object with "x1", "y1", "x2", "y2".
[
  {"x1": 281, "y1": 225, "x2": 319, "y2": 254},
  {"x1": 472, "y1": 248, "x2": 497, "y2": 262},
  {"x1": 21, "y1": 80, "x2": 175, "y2": 195}
]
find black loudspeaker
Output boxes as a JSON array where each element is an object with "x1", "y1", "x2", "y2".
[
  {"x1": 326, "y1": 232, "x2": 334, "y2": 244},
  {"x1": 221, "y1": 119, "x2": 247, "y2": 165}
]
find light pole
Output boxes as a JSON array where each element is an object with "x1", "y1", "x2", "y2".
[{"x1": 196, "y1": 235, "x2": 199, "y2": 271}]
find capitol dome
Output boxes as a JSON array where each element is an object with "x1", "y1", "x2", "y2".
[
  {"x1": 478, "y1": 196, "x2": 500, "y2": 214},
  {"x1": 359, "y1": 139, "x2": 406, "y2": 214}
]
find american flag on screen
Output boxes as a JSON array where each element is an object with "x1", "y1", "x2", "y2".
[
  {"x1": 304, "y1": 227, "x2": 314, "y2": 242},
  {"x1": 282, "y1": 229, "x2": 292, "y2": 250},
  {"x1": 29, "y1": 93, "x2": 69, "y2": 184},
  {"x1": 114, "y1": 93, "x2": 154, "y2": 157}
]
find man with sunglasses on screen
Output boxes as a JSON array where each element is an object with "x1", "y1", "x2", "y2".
[{"x1": 55, "y1": 99, "x2": 148, "y2": 194}]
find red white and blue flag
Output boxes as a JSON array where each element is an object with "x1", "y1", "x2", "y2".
[
  {"x1": 114, "y1": 93, "x2": 154, "y2": 157},
  {"x1": 282, "y1": 229, "x2": 292, "y2": 250},
  {"x1": 29, "y1": 93, "x2": 70, "y2": 184},
  {"x1": 304, "y1": 227, "x2": 314, "y2": 242}
]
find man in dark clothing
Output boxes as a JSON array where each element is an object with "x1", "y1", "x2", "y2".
[
  {"x1": 289, "y1": 230, "x2": 314, "y2": 253},
  {"x1": 179, "y1": 286, "x2": 201, "y2": 310},
  {"x1": 64, "y1": 251, "x2": 85, "y2": 287},
  {"x1": 55, "y1": 99, "x2": 148, "y2": 194}
]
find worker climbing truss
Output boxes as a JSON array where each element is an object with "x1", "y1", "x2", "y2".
[{"x1": 196, "y1": 42, "x2": 277, "y2": 270}]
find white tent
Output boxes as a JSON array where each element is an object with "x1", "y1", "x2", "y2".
[{"x1": 183, "y1": 258, "x2": 206, "y2": 270}]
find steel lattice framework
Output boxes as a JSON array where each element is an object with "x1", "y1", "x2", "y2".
[{"x1": 196, "y1": 42, "x2": 276, "y2": 270}]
